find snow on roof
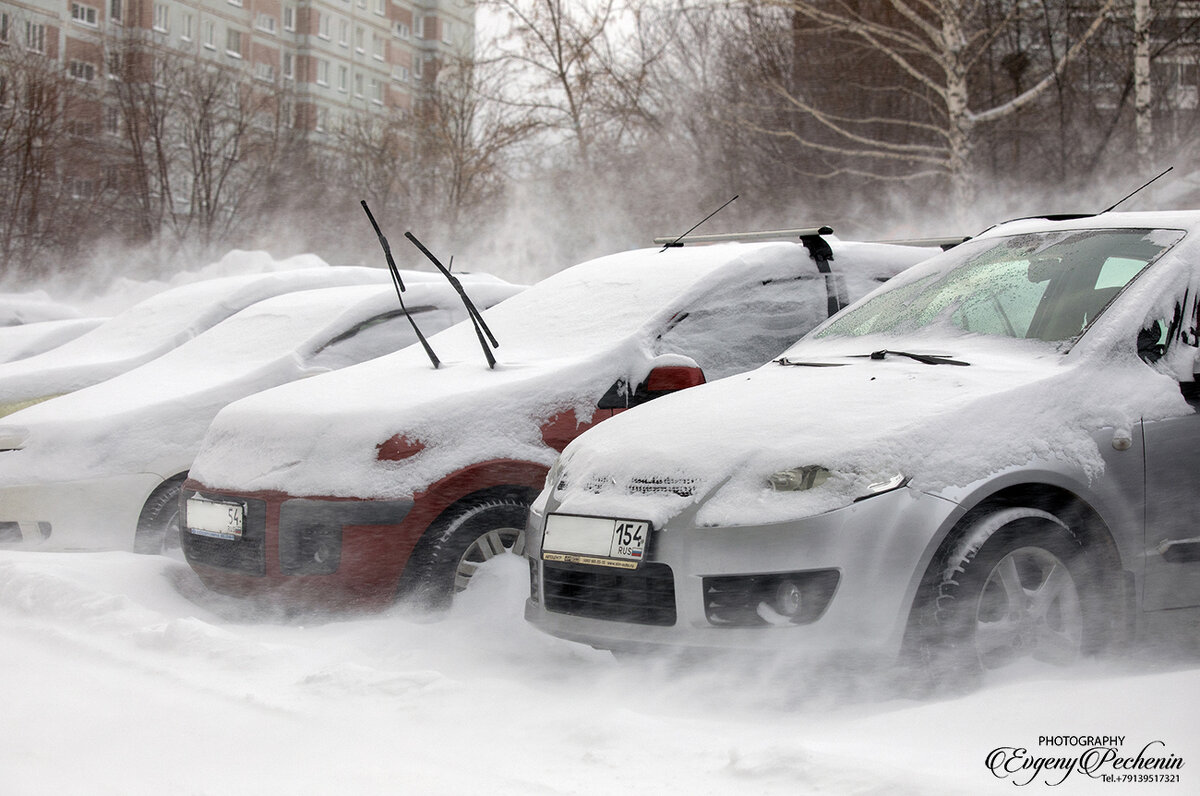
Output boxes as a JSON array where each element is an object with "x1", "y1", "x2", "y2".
[
  {"x1": 0, "y1": 277, "x2": 523, "y2": 484},
  {"x1": 189, "y1": 239, "x2": 936, "y2": 500},
  {"x1": 0, "y1": 265, "x2": 396, "y2": 410},
  {"x1": 0, "y1": 318, "x2": 107, "y2": 364}
]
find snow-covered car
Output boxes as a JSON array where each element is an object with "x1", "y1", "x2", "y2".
[
  {"x1": 0, "y1": 317, "x2": 108, "y2": 363},
  {"x1": 0, "y1": 266, "x2": 394, "y2": 418},
  {"x1": 524, "y1": 211, "x2": 1200, "y2": 677},
  {"x1": 180, "y1": 234, "x2": 938, "y2": 610},
  {"x1": 0, "y1": 292, "x2": 82, "y2": 326},
  {"x1": 0, "y1": 275, "x2": 522, "y2": 552}
]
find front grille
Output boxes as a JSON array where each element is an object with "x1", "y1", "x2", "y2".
[
  {"x1": 570, "y1": 474, "x2": 698, "y2": 497},
  {"x1": 180, "y1": 494, "x2": 267, "y2": 576},
  {"x1": 542, "y1": 560, "x2": 676, "y2": 626}
]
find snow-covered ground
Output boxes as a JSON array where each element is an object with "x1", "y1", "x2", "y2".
[{"x1": 1, "y1": 548, "x2": 1195, "y2": 795}]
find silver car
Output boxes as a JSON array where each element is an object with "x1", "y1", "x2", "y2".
[{"x1": 524, "y1": 211, "x2": 1200, "y2": 676}]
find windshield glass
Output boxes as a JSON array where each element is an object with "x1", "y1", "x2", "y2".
[{"x1": 814, "y1": 228, "x2": 1184, "y2": 343}]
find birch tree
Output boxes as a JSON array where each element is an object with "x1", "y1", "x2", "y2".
[{"x1": 758, "y1": 0, "x2": 1118, "y2": 209}]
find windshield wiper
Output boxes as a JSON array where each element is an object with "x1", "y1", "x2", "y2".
[
  {"x1": 360, "y1": 201, "x2": 440, "y2": 369},
  {"x1": 859, "y1": 350, "x2": 970, "y2": 366},
  {"x1": 404, "y1": 231, "x2": 499, "y2": 369},
  {"x1": 775, "y1": 358, "x2": 847, "y2": 367}
]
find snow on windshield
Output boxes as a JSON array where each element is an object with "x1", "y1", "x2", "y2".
[{"x1": 814, "y1": 229, "x2": 1184, "y2": 345}]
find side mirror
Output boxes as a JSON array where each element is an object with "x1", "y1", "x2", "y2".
[{"x1": 597, "y1": 365, "x2": 705, "y2": 409}]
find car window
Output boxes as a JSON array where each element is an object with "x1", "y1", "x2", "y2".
[
  {"x1": 815, "y1": 228, "x2": 1185, "y2": 344},
  {"x1": 306, "y1": 309, "x2": 452, "y2": 370},
  {"x1": 655, "y1": 276, "x2": 827, "y2": 379}
]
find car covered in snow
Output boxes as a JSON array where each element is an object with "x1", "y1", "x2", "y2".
[
  {"x1": 0, "y1": 274, "x2": 522, "y2": 552},
  {"x1": 0, "y1": 265, "x2": 394, "y2": 418},
  {"x1": 0, "y1": 292, "x2": 83, "y2": 326},
  {"x1": 0, "y1": 317, "x2": 108, "y2": 364},
  {"x1": 179, "y1": 233, "x2": 938, "y2": 610},
  {"x1": 524, "y1": 211, "x2": 1200, "y2": 676}
]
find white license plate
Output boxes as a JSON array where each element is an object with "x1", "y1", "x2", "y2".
[
  {"x1": 186, "y1": 495, "x2": 245, "y2": 540},
  {"x1": 542, "y1": 513, "x2": 650, "y2": 570}
]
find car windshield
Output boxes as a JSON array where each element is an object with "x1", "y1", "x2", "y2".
[{"x1": 813, "y1": 228, "x2": 1184, "y2": 343}]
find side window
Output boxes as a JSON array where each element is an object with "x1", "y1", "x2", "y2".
[
  {"x1": 305, "y1": 309, "x2": 452, "y2": 370},
  {"x1": 654, "y1": 276, "x2": 827, "y2": 380}
]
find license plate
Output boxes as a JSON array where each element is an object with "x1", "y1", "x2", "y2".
[
  {"x1": 186, "y1": 495, "x2": 245, "y2": 540},
  {"x1": 541, "y1": 513, "x2": 650, "y2": 570}
]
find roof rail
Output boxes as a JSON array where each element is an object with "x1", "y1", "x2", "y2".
[
  {"x1": 652, "y1": 226, "x2": 833, "y2": 246},
  {"x1": 876, "y1": 236, "x2": 971, "y2": 251}
]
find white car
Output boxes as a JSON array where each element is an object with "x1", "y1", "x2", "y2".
[
  {"x1": 0, "y1": 266, "x2": 394, "y2": 418},
  {"x1": 179, "y1": 233, "x2": 938, "y2": 610},
  {"x1": 0, "y1": 274, "x2": 522, "y2": 552},
  {"x1": 524, "y1": 211, "x2": 1200, "y2": 679},
  {"x1": 0, "y1": 318, "x2": 108, "y2": 364},
  {"x1": 0, "y1": 292, "x2": 82, "y2": 326}
]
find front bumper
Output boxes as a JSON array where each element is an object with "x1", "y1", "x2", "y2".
[
  {"x1": 181, "y1": 480, "x2": 416, "y2": 610},
  {"x1": 0, "y1": 473, "x2": 162, "y2": 550},
  {"x1": 524, "y1": 487, "x2": 956, "y2": 658}
]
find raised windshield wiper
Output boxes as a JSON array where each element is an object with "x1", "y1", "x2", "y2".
[
  {"x1": 360, "y1": 200, "x2": 440, "y2": 369},
  {"x1": 404, "y1": 231, "x2": 500, "y2": 369},
  {"x1": 859, "y1": 350, "x2": 970, "y2": 366},
  {"x1": 775, "y1": 358, "x2": 847, "y2": 367}
]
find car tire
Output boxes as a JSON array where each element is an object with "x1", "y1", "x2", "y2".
[
  {"x1": 133, "y1": 475, "x2": 186, "y2": 555},
  {"x1": 413, "y1": 493, "x2": 530, "y2": 607},
  {"x1": 926, "y1": 508, "x2": 1102, "y2": 684}
]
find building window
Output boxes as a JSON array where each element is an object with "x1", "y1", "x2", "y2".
[
  {"x1": 393, "y1": 21, "x2": 409, "y2": 39},
  {"x1": 318, "y1": 13, "x2": 330, "y2": 39},
  {"x1": 102, "y1": 164, "x2": 119, "y2": 190},
  {"x1": 413, "y1": 15, "x2": 423, "y2": 39},
  {"x1": 254, "y1": 62, "x2": 274, "y2": 82},
  {"x1": 25, "y1": 22, "x2": 45, "y2": 53},
  {"x1": 369, "y1": 77, "x2": 381, "y2": 104},
  {"x1": 338, "y1": 19, "x2": 348, "y2": 46},
  {"x1": 107, "y1": 51, "x2": 122, "y2": 78},
  {"x1": 354, "y1": 71, "x2": 363, "y2": 96},
  {"x1": 1, "y1": 12, "x2": 10, "y2": 44},
  {"x1": 372, "y1": 34, "x2": 383, "y2": 61},
  {"x1": 283, "y1": 5, "x2": 296, "y2": 32},
  {"x1": 391, "y1": 65, "x2": 409, "y2": 82},
  {"x1": 181, "y1": 13, "x2": 193, "y2": 41},
  {"x1": 203, "y1": 20, "x2": 215, "y2": 49},
  {"x1": 413, "y1": 55, "x2": 423, "y2": 78},
  {"x1": 317, "y1": 58, "x2": 329, "y2": 85},
  {"x1": 110, "y1": 0, "x2": 122, "y2": 24},
  {"x1": 337, "y1": 64, "x2": 347, "y2": 92},
  {"x1": 283, "y1": 52, "x2": 294, "y2": 79},
  {"x1": 442, "y1": 21, "x2": 452, "y2": 44},
  {"x1": 104, "y1": 105, "x2": 120, "y2": 134},
  {"x1": 226, "y1": 28, "x2": 242, "y2": 57},
  {"x1": 255, "y1": 14, "x2": 276, "y2": 34},
  {"x1": 354, "y1": 26, "x2": 364, "y2": 53},
  {"x1": 373, "y1": 0, "x2": 385, "y2": 15},
  {"x1": 153, "y1": 4, "x2": 169, "y2": 33},
  {"x1": 69, "y1": 60, "x2": 96, "y2": 81},
  {"x1": 71, "y1": 3, "x2": 99, "y2": 27},
  {"x1": 316, "y1": 107, "x2": 328, "y2": 132}
]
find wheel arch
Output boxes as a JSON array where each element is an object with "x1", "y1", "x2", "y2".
[
  {"x1": 902, "y1": 482, "x2": 1132, "y2": 656},
  {"x1": 133, "y1": 471, "x2": 190, "y2": 554}
]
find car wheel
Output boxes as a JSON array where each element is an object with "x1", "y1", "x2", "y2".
[
  {"x1": 931, "y1": 508, "x2": 1099, "y2": 677},
  {"x1": 416, "y1": 493, "x2": 530, "y2": 606},
  {"x1": 133, "y1": 476, "x2": 186, "y2": 555}
]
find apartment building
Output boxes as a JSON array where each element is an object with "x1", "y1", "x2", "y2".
[{"x1": 0, "y1": 0, "x2": 474, "y2": 132}]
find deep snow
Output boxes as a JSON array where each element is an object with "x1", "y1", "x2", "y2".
[
  {"x1": 0, "y1": 548, "x2": 1196, "y2": 795},
  {"x1": 3, "y1": 244, "x2": 1198, "y2": 793}
]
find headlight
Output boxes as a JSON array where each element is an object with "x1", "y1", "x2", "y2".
[
  {"x1": 767, "y1": 466, "x2": 830, "y2": 492},
  {"x1": 767, "y1": 466, "x2": 908, "y2": 500}
]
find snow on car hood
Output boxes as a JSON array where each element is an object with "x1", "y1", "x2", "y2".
[
  {"x1": 0, "y1": 264, "x2": 394, "y2": 412},
  {"x1": 189, "y1": 240, "x2": 933, "y2": 500},
  {"x1": 0, "y1": 318, "x2": 107, "y2": 364},
  {"x1": 547, "y1": 332, "x2": 1192, "y2": 529},
  {"x1": 0, "y1": 278, "x2": 521, "y2": 485}
]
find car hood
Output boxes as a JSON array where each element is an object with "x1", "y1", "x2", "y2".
[{"x1": 547, "y1": 334, "x2": 1193, "y2": 528}]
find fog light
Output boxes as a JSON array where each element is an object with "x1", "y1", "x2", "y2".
[{"x1": 774, "y1": 580, "x2": 802, "y2": 617}]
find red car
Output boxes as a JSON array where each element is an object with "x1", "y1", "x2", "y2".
[{"x1": 181, "y1": 234, "x2": 937, "y2": 610}]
